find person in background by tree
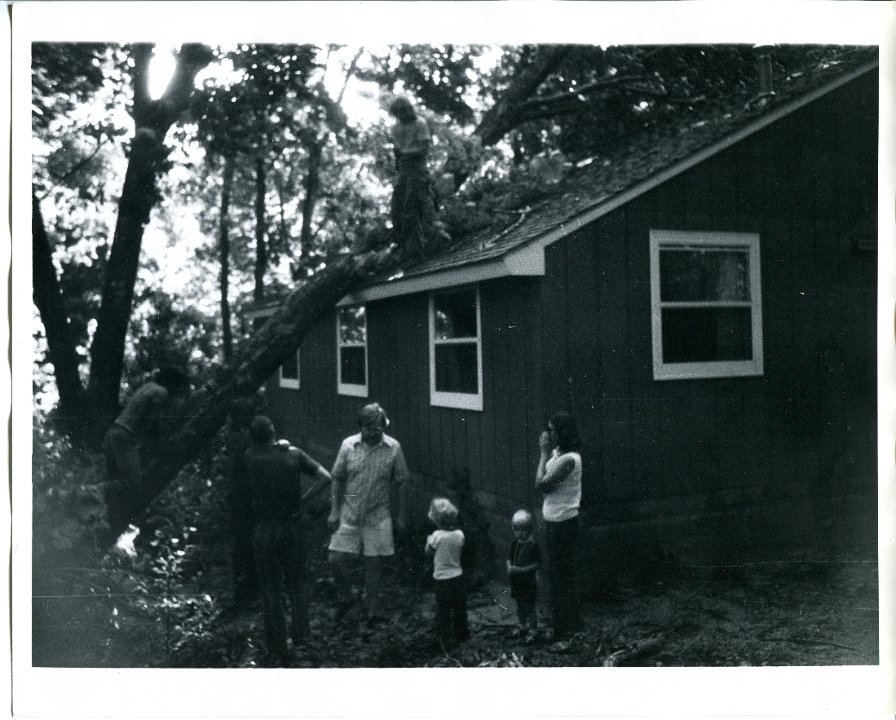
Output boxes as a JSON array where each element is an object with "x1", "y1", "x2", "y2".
[
  {"x1": 535, "y1": 411, "x2": 583, "y2": 652},
  {"x1": 388, "y1": 95, "x2": 439, "y2": 259},
  {"x1": 103, "y1": 366, "x2": 191, "y2": 527},
  {"x1": 225, "y1": 397, "x2": 260, "y2": 607},
  {"x1": 328, "y1": 402, "x2": 410, "y2": 625},
  {"x1": 244, "y1": 415, "x2": 332, "y2": 666}
]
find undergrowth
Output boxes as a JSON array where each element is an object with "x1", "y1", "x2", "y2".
[{"x1": 30, "y1": 421, "x2": 878, "y2": 668}]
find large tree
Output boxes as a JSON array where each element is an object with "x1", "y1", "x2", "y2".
[
  {"x1": 32, "y1": 43, "x2": 116, "y2": 425},
  {"x1": 33, "y1": 43, "x2": 215, "y2": 435},
  {"x1": 86, "y1": 44, "x2": 215, "y2": 418}
]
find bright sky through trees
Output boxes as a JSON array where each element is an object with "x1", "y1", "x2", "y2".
[{"x1": 148, "y1": 46, "x2": 176, "y2": 100}]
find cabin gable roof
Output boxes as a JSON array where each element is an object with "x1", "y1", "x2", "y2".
[{"x1": 339, "y1": 50, "x2": 877, "y2": 306}]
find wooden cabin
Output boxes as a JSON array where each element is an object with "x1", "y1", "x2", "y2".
[{"x1": 259, "y1": 53, "x2": 878, "y2": 568}]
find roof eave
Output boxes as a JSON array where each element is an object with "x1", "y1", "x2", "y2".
[{"x1": 336, "y1": 249, "x2": 546, "y2": 305}]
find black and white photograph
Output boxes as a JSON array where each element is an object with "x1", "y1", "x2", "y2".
[{"x1": 10, "y1": 1, "x2": 895, "y2": 718}]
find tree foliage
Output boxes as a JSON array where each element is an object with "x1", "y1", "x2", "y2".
[{"x1": 33, "y1": 42, "x2": 216, "y2": 430}]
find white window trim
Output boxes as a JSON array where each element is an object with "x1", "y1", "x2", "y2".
[
  {"x1": 278, "y1": 348, "x2": 301, "y2": 390},
  {"x1": 336, "y1": 305, "x2": 368, "y2": 397},
  {"x1": 429, "y1": 285, "x2": 484, "y2": 411},
  {"x1": 649, "y1": 230, "x2": 764, "y2": 381}
]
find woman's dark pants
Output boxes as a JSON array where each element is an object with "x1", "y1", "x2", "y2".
[{"x1": 546, "y1": 516, "x2": 581, "y2": 640}]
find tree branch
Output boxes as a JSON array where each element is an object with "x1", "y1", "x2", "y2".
[
  {"x1": 474, "y1": 45, "x2": 572, "y2": 146},
  {"x1": 155, "y1": 44, "x2": 216, "y2": 129},
  {"x1": 512, "y1": 78, "x2": 704, "y2": 124},
  {"x1": 518, "y1": 74, "x2": 642, "y2": 112},
  {"x1": 32, "y1": 190, "x2": 90, "y2": 427},
  {"x1": 38, "y1": 137, "x2": 109, "y2": 202},
  {"x1": 336, "y1": 47, "x2": 364, "y2": 105}
]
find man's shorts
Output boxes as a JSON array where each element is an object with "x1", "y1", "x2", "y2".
[{"x1": 328, "y1": 516, "x2": 394, "y2": 557}]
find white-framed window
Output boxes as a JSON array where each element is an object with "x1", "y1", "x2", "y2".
[
  {"x1": 337, "y1": 304, "x2": 368, "y2": 397},
  {"x1": 649, "y1": 230, "x2": 763, "y2": 381},
  {"x1": 429, "y1": 285, "x2": 483, "y2": 411},
  {"x1": 278, "y1": 349, "x2": 300, "y2": 390}
]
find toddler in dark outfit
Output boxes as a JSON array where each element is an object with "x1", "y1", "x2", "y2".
[{"x1": 506, "y1": 509, "x2": 541, "y2": 642}]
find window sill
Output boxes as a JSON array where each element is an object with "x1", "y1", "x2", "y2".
[
  {"x1": 653, "y1": 359, "x2": 764, "y2": 381},
  {"x1": 430, "y1": 391, "x2": 483, "y2": 411},
  {"x1": 338, "y1": 383, "x2": 368, "y2": 397}
]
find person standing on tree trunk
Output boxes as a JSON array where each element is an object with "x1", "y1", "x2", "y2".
[
  {"x1": 535, "y1": 411, "x2": 583, "y2": 653},
  {"x1": 103, "y1": 366, "x2": 191, "y2": 528},
  {"x1": 327, "y1": 403, "x2": 410, "y2": 626},
  {"x1": 388, "y1": 95, "x2": 438, "y2": 259},
  {"x1": 244, "y1": 415, "x2": 332, "y2": 667}
]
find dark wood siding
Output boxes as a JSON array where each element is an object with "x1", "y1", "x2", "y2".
[
  {"x1": 265, "y1": 308, "x2": 366, "y2": 464},
  {"x1": 263, "y1": 71, "x2": 876, "y2": 537},
  {"x1": 542, "y1": 70, "x2": 877, "y2": 526},
  {"x1": 272, "y1": 279, "x2": 545, "y2": 517},
  {"x1": 480, "y1": 277, "x2": 544, "y2": 512}
]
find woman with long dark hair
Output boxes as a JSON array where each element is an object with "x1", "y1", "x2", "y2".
[{"x1": 535, "y1": 411, "x2": 583, "y2": 650}]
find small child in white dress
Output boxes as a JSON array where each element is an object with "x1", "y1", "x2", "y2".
[{"x1": 425, "y1": 497, "x2": 469, "y2": 648}]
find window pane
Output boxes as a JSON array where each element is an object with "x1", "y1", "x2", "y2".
[
  {"x1": 661, "y1": 307, "x2": 753, "y2": 363},
  {"x1": 338, "y1": 306, "x2": 366, "y2": 344},
  {"x1": 281, "y1": 352, "x2": 299, "y2": 380},
  {"x1": 660, "y1": 249, "x2": 750, "y2": 302},
  {"x1": 435, "y1": 343, "x2": 478, "y2": 393},
  {"x1": 434, "y1": 290, "x2": 478, "y2": 340},
  {"x1": 340, "y1": 346, "x2": 366, "y2": 385}
]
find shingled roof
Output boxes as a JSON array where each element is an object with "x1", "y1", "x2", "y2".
[{"x1": 340, "y1": 46, "x2": 877, "y2": 305}]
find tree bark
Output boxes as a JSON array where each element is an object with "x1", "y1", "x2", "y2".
[
  {"x1": 32, "y1": 191, "x2": 90, "y2": 427},
  {"x1": 105, "y1": 246, "x2": 402, "y2": 542},
  {"x1": 475, "y1": 45, "x2": 572, "y2": 146},
  {"x1": 219, "y1": 155, "x2": 236, "y2": 360},
  {"x1": 87, "y1": 43, "x2": 214, "y2": 418},
  {"x1": 253, "y1": 154, "x2": 267, "y2": 303}
]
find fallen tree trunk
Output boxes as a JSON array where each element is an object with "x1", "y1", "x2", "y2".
[{"x1": 105, "y1": 244, "x2": 400, "y2": 544}]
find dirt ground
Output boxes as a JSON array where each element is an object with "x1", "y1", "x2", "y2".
[
  {"x1": 149, "y1": 538, "x2": 880, "y2": 669},
  {"x1": 32, "y1": 513, "x2": 879, "y2": 669}
]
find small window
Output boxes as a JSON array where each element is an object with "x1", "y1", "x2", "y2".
[
  {"x1": 337, "y1": 304, "x2": 368, "y2": 396},
  {"x1": 279, "y1": 349, "x2": 300, "y2": 390},
  {"x1": 429, "y1": 286, "x2": 483, "y2": 411},
  {"x1": 650, "y1": 230, "x2": 763, "y2": 380}
]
